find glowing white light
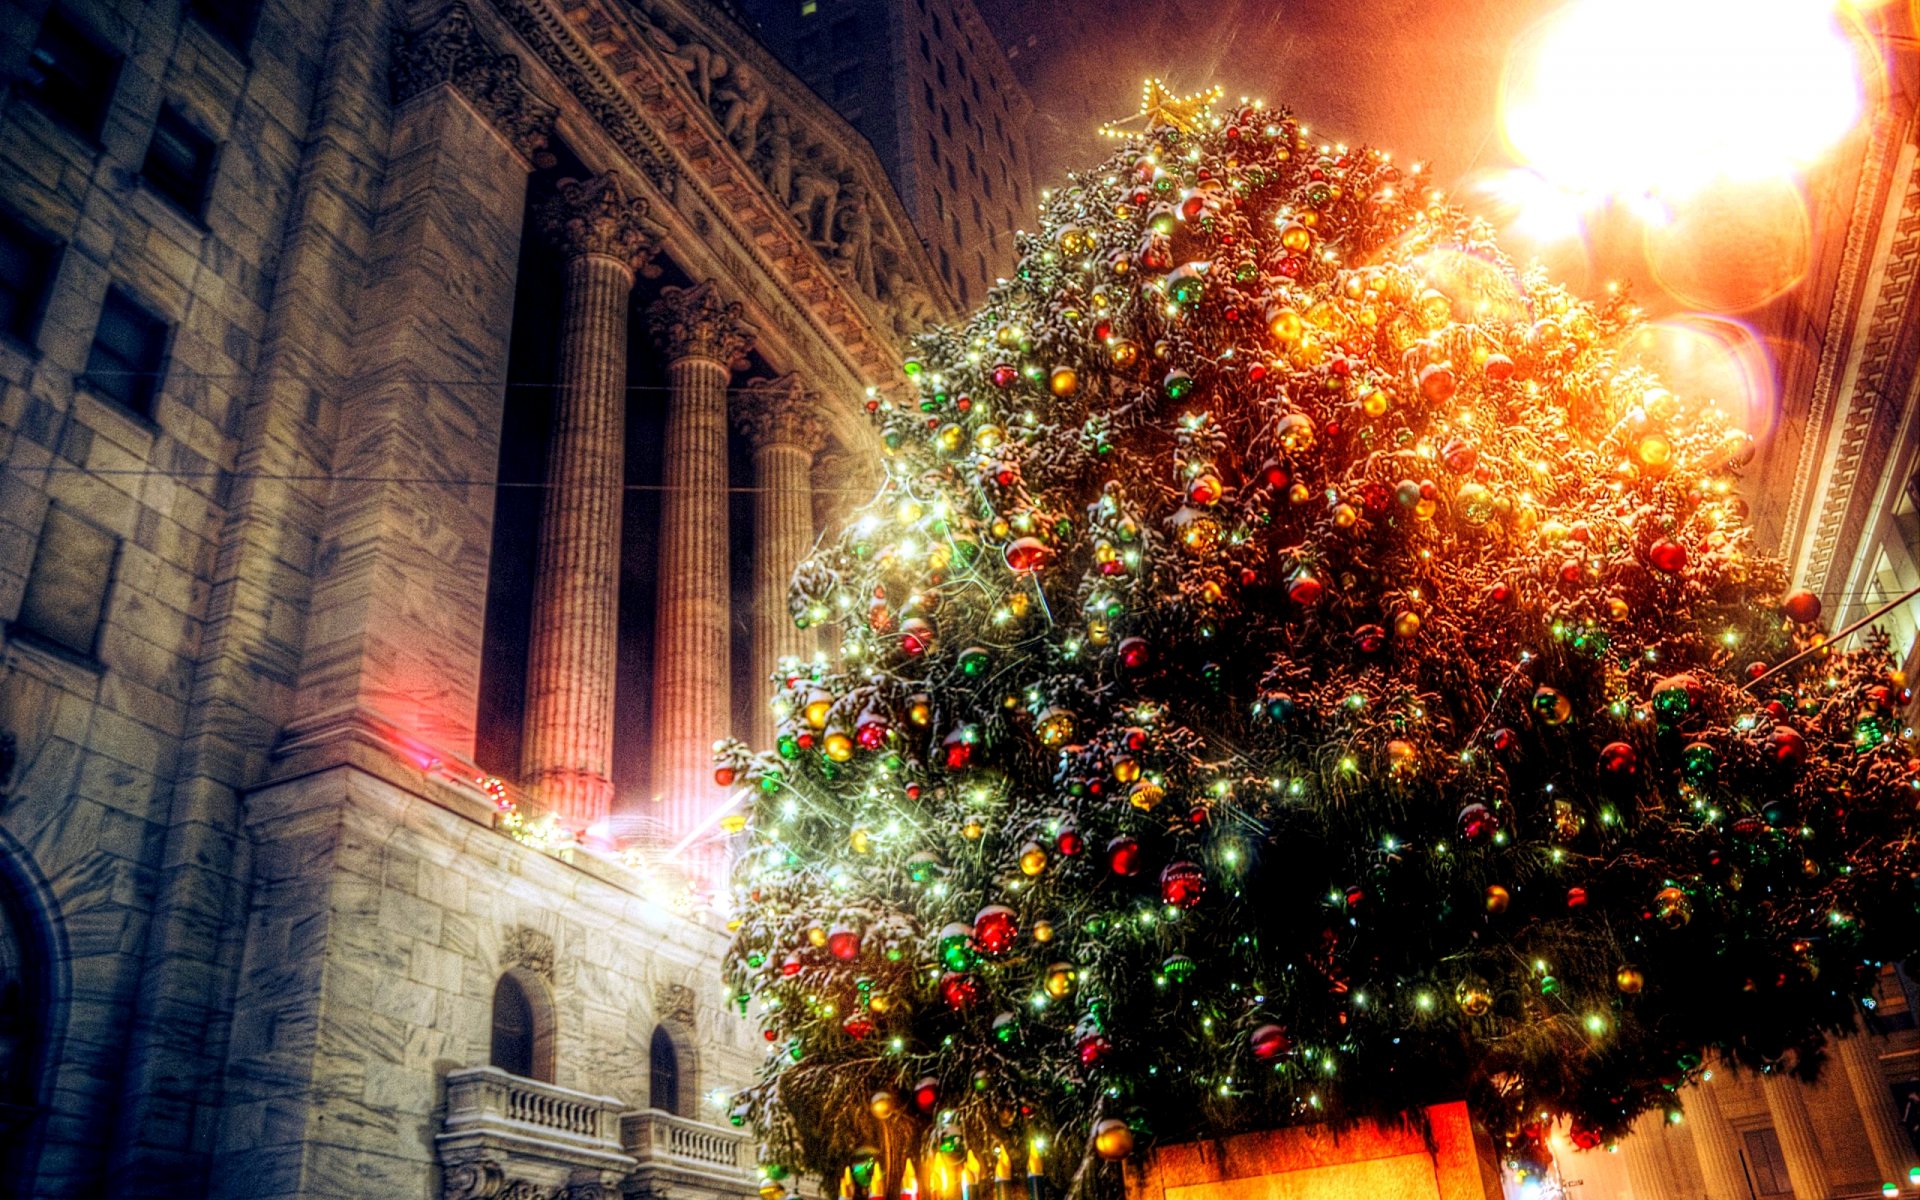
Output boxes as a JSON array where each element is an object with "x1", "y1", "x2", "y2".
[{"x1": 1502, "y1": 0, "x2": 1863, "y2": 199}]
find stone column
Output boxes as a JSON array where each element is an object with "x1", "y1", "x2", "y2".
[
  {"x1": 1760, "y1": 1070, "x2": 1833, "y2": 1199},
  {"x1": 645, "y1": 282, "x2": 754, "y2": 845},
  {"x1": 520, "y1": 174, "x2": 655, "y2": 830},
  {"x1": 1620, "y1": 1112, "x2": 1676, "y2": 1200},
  {"x1": 1836, "y1": 1027, "x2": 1916, "y2": 1189},
  {"x1": 733, "y1": 376, "x2": 828, "y2": 748},
  {"x1": 1687, "y1": 1073, "x2": 1756, "y2": 1200},
  {"x1": 287, "y1": 0, "x2": 556, "y2": 761}
]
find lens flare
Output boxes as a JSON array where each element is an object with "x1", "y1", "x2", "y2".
[
  {"x1": 1645, "y1": 176, "x2": 1814, "y2": 311},
  {"x1": 1501, "y1": 0, "x2": 1864, "y2": 200},
  {"x1": 1618, "y1": 314, "x2": 1778, "y2": 441}
]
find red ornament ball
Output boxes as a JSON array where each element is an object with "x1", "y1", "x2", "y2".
[
  {"x1": 841, "y1": 1015, "x2": 875, "y2": 1040},
  {"x1": 1598, "y1": 741, "x2": 1639, "y2": 777},
  {"x1": 1076, "y1": 1031, "x2": 1113, "y2": 1067},
  {"x1": 1648, "y1": 538, "x2": 1689, "y2": 573},
  {"x1": 827, "y1": 925, "x2": 861, "y2": 961},
  {"x1": 1159, "y1": 860, "x2": 1207, "y2": 909},
  {"x1": 1782, "y1": 589, "x2": 1822, "y2": 624},
  {"x1": 990, "y1": 363, "x2": 1018, "y2": 388},
  {"x1": 913, "y1": 1076, "x2": 940, "y2": 1112},
  {"x1": 1118, "y1": 637, "x2": 1151, "y2": 670},
  {"x1": 1107, "y1": 835, "x2": 1143, "y2": 877},
  {"x1": 1249, "y1": 1023, "x2": 1292, "y2": 1060},
  {"x1": 973, "y1": 905, "x2": 1018, "y2": 956},
  {"x1": 1458, "y1": 803, "x2": 1500, "y2": 845},
  {"x1": 1768, "y1": 725, "x2": 1809, "y2": 771},
  {"x1": 1567, "y1": 887, "x2": 1590, "y2": 908},
  {"x1": 939, "y1": 971, "x2": 981, "y2": 1010},
  {"x1": 1005, "y1": 537, "x2": 1052, "y2": 573},
  {"x1": 1287, "y1": 574, "x2": 1324, "y2": 605},
  {"x1": 714, "y1": 766, "x2": 735, "y2": 787},
  {"x1": 1057, "y1": 828, "x2": 1085, "y2": 856}
]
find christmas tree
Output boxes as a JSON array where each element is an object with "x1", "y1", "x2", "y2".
[{"x1": 719, "y1": 81, "x2": 1920, "y2": 1195}]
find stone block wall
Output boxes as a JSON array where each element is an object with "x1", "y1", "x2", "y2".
[{"x1": 211, "y1": 763, "x2": 756, "y2": 1200}]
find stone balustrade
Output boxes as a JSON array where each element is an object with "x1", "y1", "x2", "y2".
[
  {"x1": 621, "y1": 1108, "x2": 750, "y2": 1174},
  {"x1": 438, "y1": 1066, "x2": 635, "y2": 1182}
]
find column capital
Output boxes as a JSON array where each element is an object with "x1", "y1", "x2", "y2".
[
  {"x1": 646, "y1": 281, "x2": 754, "y2": 366},
  {"x1": 534, "y1": 173, "x2": 658, "y2": 270},
  {"x1": 392, "y1": 2, "x2": 557, "y2": 163},
  {"x1": 732, "y1": 375, "x2": 828, "y2": 454}
]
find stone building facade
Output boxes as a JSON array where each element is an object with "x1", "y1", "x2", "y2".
[
  {"x1": 0, "y1": 1, "x2": 1914, "y2": 1200},
  {"x1": 740, "y1": 0, "x2": 1037, "y2": 308},
  {"x1": 0, "y1": 0, "x2": 953, "y2": 1194}
]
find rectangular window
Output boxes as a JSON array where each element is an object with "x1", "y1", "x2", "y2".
[
  {"x1": 967, "y1": 147, "x2": 977, "y2": 178},
  {"x1": 938, "y1": 247, "x2": 951, "y2": 283},
  {"x1": 924, "y1": 82, "x2": 935, "y2": 112},
  {"x1": 927, "y1": 132, "x2": 940, "y2": 163},
  {"x1": 931, "y1": 11, "x2": 942, "y2": 37},
  {"x1": 20, "y1": 8, "x2": 121, "y2": 142},
  {"x1": 919, "y1": 33, "x2": 930, "y2": 60},
  {"x1": 141, "y1": 105, "x2": 218, "y2": 219},
  {"x1": 936, "y1": 59, "x2": 947, "y2": 87},
  {"x1": 941, "y1": 107, "x2": 951, "y2": 136},
  {"x1": 1740, "y1": 1129, "x2": 1792, "y2": 1197},
  {"x1": 0, "y1": 213, "x2": 60, "y2": 345},
  {"x1": 188, "y1": 0, "x2": 261, "y2": 51},
  {"x1": 84, "y1": 288, "x2": 170, "y2": 418},
  {"x1": 800, "y1": 0, "x2": 817, "y2": 12},
  {"x1": 832, "y1": 68, "x2": 861, "y2": 104},
  {"x1": 946, "y1": 161, "x2": 957, "y2": 191},
  {"x1": 14, "y1": 504, "x2": 118, "y2": 659}
]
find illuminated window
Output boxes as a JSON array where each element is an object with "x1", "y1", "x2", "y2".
[{"x1": 800, "y1": 0, "x2": 817, "y2": 14}]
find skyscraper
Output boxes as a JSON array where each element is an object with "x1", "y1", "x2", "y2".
[{"x1": 743, "y1": 0, "x2": 1038, "y2": 308}]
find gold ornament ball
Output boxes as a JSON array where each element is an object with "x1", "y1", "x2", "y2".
[
  {"x1": 1019, "y1": 842, "x2": 1049, "y2": 876},
  {"x1": 994, "y1": 323, "x2": 1022, "y2": 348},
  {"x1": 1616, "y1": 966, "x2": 1645, "y2": 994},
  {"x1": 907, "y1": 696, "x2": 933, "y2": 727},
  {"x1": 1393, "y1": 611, "x2": 1421, "y2": 638},
  {"x1": 1455, "y1": 978, "x2": 1493, "y2": 1016},
  {"x1": 849, "y1": 827, "x2": 872, "y2": 854},
  {"x1": 1361, "y1": 388, "x2": 1390, "y2": 418},
  {"x1": 1386, "y1": 739, "x2": 1418, "y2": 772},
  {"x1": 1049, "y1": 366, "x2": 1079, "y2": 397},
  {"x1": 1276, "y1": 412, "x2": 1317, "y2": 454},
  {"x1": 760, "y1": 1182, "x2": 787, "y2": 1200},
  {"x1": 1484, "y1": 885, "x2": 1511, "y2": 914},
  {"x1": 824, "y1": 731, "x2": 854, "y2": 762},
  {"x1": 1092, "y1": 1119, "x2": 1135, "y2": 1161},
  {"x1": 961, "y1": 817, "x2": 986, "y2": 841},
  {"x1": 1044, "y1": 962, "x2": 1077, "y2": 999},
  {"x1": 869, "y1": 1090, "x2": 901, "y2": 1120},
  {"x1": 1607, "y1": 596, "x2": 1630, "y2": 620},
  {"x1": 1032, "y1": 920, "x2": 1055, "y2": 943},
  {"x1": 807, "y1": 926, "x2": 828, "y2": 948},
  {"x1": 868, "y1": 991, "x2": 895, "y2": 1013},
  {"x1": 1129, "y1": 780, "x2": 1164, "y2": 811},
  {"x1": 1109, "y1": 338, "x2": 1142, "y2": 369},
  {"x1": 1280, "y1": 222, "x2": 1313, "y2": 254},
  {"x1": 1008, "y1": 592, "x2": 1031, "y2": 618}
]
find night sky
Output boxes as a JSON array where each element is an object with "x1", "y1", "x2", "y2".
[{"x1": 973, "y1": 0, "x2": 1563, "y2": 187}]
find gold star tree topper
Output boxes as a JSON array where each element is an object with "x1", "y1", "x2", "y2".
[{"x1": 1100, "y1": 78, "x2": 1227, "y2": 138}]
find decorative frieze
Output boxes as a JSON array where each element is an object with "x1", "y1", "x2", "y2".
[
  {"x1": 504, "y1": 926, "x2": 555, "y2": 981},
  {"x1": 393, "y1": 3, "x2": 558, "y2": 162},
  {"x1": 645, "y1": 282, "x2": 754, "y2": 366},
  {"x1": 535, "y1": 174, "x2": 659, "y2": 270}
]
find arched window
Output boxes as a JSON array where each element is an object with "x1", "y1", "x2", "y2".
[
  {"x1": 650, "y1": 1026, "x2": 681, "y2": 1114},
  {"x1": 490, "y1": 972, "x2": 553, "y2": 1082},
  {"x1": 0, "y1": 833, "x2": 54, "y2": 1194}
]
